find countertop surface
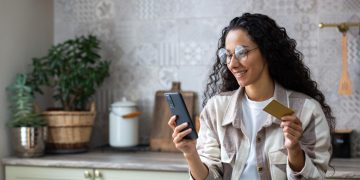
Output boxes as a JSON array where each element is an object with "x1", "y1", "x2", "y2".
[
  {"x1": 326, "y1": 158, "x2": 360, "y2": 179},
  {"x1": 2, "y1": 151, "x2": 188, "y2": 172},
  {"x1": 2, "y1": 150, "x2": 360, "y2": 178}
]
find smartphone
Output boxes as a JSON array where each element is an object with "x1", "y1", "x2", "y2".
[{"x1": 164, "y1": 92, "x2": 198, "y2": 139}]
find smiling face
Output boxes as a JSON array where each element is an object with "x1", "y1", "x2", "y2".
[{"x1": 225, "y1": 29, "x2": 271, "y2": 88}]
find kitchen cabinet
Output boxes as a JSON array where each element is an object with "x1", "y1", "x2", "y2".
[
  {"x1": 5, "y1": 165, "x2": 189, "y2": 180},
  {"x1": 6, "y1": 166, "x2": 90, "y2": 180},
  {"x1": 4, "y1": 152, "x2": 360, "y2": 180},
  {"x1": 5, "y1": 165, "x2": 360, "y2": 180},
  {"x1": 98, "y1": 169, "x2": 188, "y2": 180}
]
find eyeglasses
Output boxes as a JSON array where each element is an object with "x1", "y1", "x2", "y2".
[{"x1": 217, "y1": 45, "x2": 258, "y2": 65}]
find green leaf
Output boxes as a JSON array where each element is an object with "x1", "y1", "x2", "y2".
[
  {"x1": 27, "y1": 34, "x2": 111, "y2": 110},
  {"x1": 6, "y1": 74, "x2": 45, "y2": 127}
]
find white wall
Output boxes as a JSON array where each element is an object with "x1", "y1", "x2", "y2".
[{"x1": 0, "y1": 0, "x2": 53, "y2": 178}]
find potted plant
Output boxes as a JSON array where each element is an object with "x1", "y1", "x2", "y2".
[
  {"x1": 6, "y1": 74, "x2": 47, "y2": 157},
  {"x1": 27, "y1": 34, "x2": 110, "y2": 153}
]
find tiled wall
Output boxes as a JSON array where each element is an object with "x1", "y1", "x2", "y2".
[{"x1": 54, "y1": 0, "x2": 360, "y2": 156}]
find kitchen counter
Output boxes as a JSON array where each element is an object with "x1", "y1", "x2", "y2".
[
  {"x1": 327, "y1": 158, "x2": 360, "y2": 179},
  {"x1": 2, "y1": 151, "x2": 188, "y2": 172},
  {"x1": 2, "y1": 151, "x2": 360, "y2": 179}
]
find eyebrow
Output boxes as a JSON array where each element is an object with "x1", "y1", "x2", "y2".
[{"x1": 225, "y1": 45, "x2": 250, "y2": 52}]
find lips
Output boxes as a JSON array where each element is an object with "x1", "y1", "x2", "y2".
[{"x1": 233, "y1": 70, "x2": 247, "y2": 77}]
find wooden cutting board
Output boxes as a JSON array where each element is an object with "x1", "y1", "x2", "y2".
[{"x1": 150, "y1": 82, "x2": 196, "y2": 152}]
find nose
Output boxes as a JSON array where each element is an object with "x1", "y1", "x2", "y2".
[{"x1": 228, "y1": 55, "x2": 240, "y2": 68}]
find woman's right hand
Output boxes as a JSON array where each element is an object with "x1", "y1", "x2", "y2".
[
  {"x1": 168, "y1": 115, "x2": 209, "y2": 179},
  {"x1": 168, "y1": 115, "x2": 197, "y2": 155}
]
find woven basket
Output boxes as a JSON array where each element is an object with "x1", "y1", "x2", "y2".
[{"x1": 42, "y1": 103, "x2": 96, "y2": 153}]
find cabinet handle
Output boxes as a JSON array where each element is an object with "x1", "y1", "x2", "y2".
[
  {"x1": 94, "y1": 170, "x2": 102, "y2": 178},
  {"x1": 84, "y1": 170, "x2": 93, "y2": 179}
]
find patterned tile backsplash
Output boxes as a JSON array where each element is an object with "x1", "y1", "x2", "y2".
[{"x1": 54, "y1": 0, "x2": 360, "y2": 156}]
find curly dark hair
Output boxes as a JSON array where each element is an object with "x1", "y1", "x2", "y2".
[{"x1": 203, "y1": 13, "x2": 335, "y2": 133}]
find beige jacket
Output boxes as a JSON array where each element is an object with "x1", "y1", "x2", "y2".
[{"x1": 194, "y1": 83, "x2": 331, "y2": 180}]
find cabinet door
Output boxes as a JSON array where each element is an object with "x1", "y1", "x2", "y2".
[
  {"x1": 6, "y1": 166, "x2": 93, "y2": 180},
  {"x1": 96, "y1": 169, "x2": 189, "y2": 180}
]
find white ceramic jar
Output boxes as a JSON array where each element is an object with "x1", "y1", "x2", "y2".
[{"x1": 109, "y1": 98, "x2": 140, "y2": 147}]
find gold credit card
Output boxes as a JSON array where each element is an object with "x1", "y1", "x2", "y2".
[{"x1": 263, "y1": 99, "x2": 294, "y2": 120}]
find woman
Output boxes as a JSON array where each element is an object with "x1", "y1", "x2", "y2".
[{"x1": 168, "y1": 13, "x2": 335, "y2": 180}]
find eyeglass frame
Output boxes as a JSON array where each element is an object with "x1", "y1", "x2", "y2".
[{"x1": 217, "y1": 45, "x2": 258, "y2": 65}]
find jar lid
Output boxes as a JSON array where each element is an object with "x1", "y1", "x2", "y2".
[{"x1": 111, "y1": 97, "x2": 136, "y2": 107}]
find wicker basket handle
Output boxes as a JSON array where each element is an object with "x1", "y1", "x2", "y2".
[{"x1": 90, "y1": 102, "x2": 96, "y2": 113}]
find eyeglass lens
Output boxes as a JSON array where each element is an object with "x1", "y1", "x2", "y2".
[{"x1": 217, "y1": 45, "x2": 247, "y2": 64}]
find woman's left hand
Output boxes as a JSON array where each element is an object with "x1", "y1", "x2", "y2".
[
  {"x1": 281, "y1": 114, "x2": 305, "y2": 172},
  {"x1": 280, "y1": 114, "x2": 303, "y2": 150}
]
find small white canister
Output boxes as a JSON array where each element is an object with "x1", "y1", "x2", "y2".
[{"x1": 109, "y1": 98, "x2": 141, "y2": 147}]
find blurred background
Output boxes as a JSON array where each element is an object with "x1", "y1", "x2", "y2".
[{"x1": 53, "y1": 0, "x2": 360, "y2": 153}]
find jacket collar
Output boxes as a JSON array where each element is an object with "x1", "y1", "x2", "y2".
[{"x1": 221, "y1": 82, "x2": 289, "y2": 128}]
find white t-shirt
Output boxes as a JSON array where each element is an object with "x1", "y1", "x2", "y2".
[{"x1": 240, "y1": 94, "x2": 274, "y2": 180}]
